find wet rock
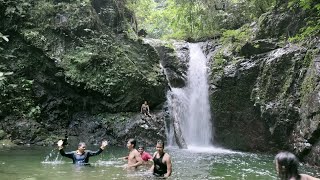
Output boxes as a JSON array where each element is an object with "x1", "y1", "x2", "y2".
[
  {"x1": 145, "y1": 39, "x2": 188, "y2": 88},
  {"x1": 210, "y1": 43, "x2": 309, "y2": 151},
  {"x1": 0, "y1": 139, "x2": 17, "y2": 148},
  {"x1": 240, "y1": 39, "x2": 279, "y2": 57},
  {"x1": 257, "y1": 9, "x2": 306, "y2": 39},
  {"x1": 0, "y1": 130, "x2": 6, "y2": 140},
  {"x1": 0, "y1": 0, "x2": 167, "y2": 148},
  {"x1": 51, "y1": 111, "x2": 166, "y2": 147},
  {"x1": 1, "y1": 116, "x2": 47, "y2": 145},
  {"x1": 109, "y1": 112, "x2": 166, "y2": 146},
  {"x1": 291, "y1": 49, "x2": 320, "y2": 165}
]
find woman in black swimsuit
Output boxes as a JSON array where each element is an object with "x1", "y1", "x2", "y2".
[{"x1": 150, "y1": 140, "x2": 172, "y2": 178}]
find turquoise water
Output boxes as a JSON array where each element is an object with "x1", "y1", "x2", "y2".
[{"x1": 0, "y1": 146, "x2": 318, "y2": 180}]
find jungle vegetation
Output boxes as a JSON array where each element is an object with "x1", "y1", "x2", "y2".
[{"x1": 127, "y1": 0, "x2": 319, "y2": 40}]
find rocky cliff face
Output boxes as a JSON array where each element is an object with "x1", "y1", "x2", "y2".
[
  {"x1": 0, "y1": 0, "x2": 167, "y2": 147},
  {"x1": 208, "y1": 7, "x2": 320, "y2": 165},
  {"x1": 1, "y1": 0, "x2": 319, "y2": 167}
]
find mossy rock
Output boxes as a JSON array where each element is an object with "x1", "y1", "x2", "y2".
[
  {"x1": 0, "y1": 130, "x2": 6, "y2": 140},
  {"x1": 0, "y1": 139, "x2": 17, "y2": 148}
]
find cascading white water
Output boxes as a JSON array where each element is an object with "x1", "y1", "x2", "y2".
[
  {"x1": 167, "y1": 43, "x2": 213, "y2": 147},
  {"x1": 185, "y1": 43, "x2": 213, "y2": 146}
]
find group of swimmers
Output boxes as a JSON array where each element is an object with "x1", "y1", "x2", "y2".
[
  {"x1": 57, "y1": 139, "x2": 320, "y2": 179},
  {"x1": 57, "y1": 138, "x2": 172, "y2": 178}
]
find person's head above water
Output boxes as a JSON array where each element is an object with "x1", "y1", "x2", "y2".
[
  {"x1": 275, "y1": 151, "x2": 299, "y2": 180},
  {"x1": 127, "y1": 138, "x2": 136, "y2": 150},
  {"x1": 156, "y1": 140, "x2": 165, "y2": 154},
  {"x1": 77, "y1": 142, "x2": 86, "y2": 153},
  {"x1": 138, "y1": 145, "x2": 145, "y2": 154}
]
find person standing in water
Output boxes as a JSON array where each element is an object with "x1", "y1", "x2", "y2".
[
  {"x1": 275, "y1": 151, "x2": 319, "y2": 180},
  {"x1": 137, "y1": 145, "x2": 153, "y2": 164},
  {"x1": 150, "y1": 140, "x2": 172, "y2": 178},
  {"x1": 125, "y1": 138, "x2": 143, "y2": 169},
  {"x1": 140, "y1": 101, "x2": 151, "y2": 117},
  {"x1": 57, "y1": 139, "x2": 108, "y2": 165}
]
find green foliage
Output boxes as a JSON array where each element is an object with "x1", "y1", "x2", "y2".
[
  {"x1": 289, "y1": 21, "x2": 320, "y2": 42},
  {"x1": 1, "y1": 0, "x2": 166, "y2": 116},
  {"x1": 301, "y1": 65, "x2": 317, "y2": 104},
  {"x1": 221, "y1": 29, "x2": 248, "y2": 44},
  {"x1": 2, "y1": 0, "x2": 31, "y2": 18},
  {"x1": 0, "y1": 0, "x2": 32, "y2": 32},
  {"x1": 287, "y1": 0, "x2": 320, "y2": 42},
  {"x1": 213, "y1": 52, "x2": 228, "y2": 68},
  {"x1": 127, "y1": 0, "x2": 275, "y2": 39},
  {"x1": 302, "y1": 49, "x2": 317, "y2": 69},
  {"x1": 288, "y1": 0, "x2": 320, "y2": 11},
  {"x1": 220, "y1": 24, "x2": 253, "y2": 53},
  {"x1": 0, "y1": 74, "x2": 37, "y2": 118}
]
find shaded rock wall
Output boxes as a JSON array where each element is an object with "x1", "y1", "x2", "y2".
[
  {"x1": 0, "y1": 0, "x2": 167, "y2": 146},
  {"x1": 207, "y1": 8, "x2": 320, "y2": 165},
  {"x1": 209, "y1": 46, "x2": 270, "y2": 151}
]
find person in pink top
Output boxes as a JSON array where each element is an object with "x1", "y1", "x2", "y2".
[{"x1": 138, "y1": 145, "x2": 153, "y2": 163}]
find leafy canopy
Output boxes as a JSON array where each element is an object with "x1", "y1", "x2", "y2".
[{"x1": 127, "y1": 0, "x2": 276, "y2": 39}]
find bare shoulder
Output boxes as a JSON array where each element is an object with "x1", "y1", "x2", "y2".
[
  {"x1": 300, "y1": 174, "x2": 320, "y2": 180},
  {"x1": 164, "y1": 153, "x2": 171, "y2": 160},
  {"x1": 134, "y1": 149, "x2": 140, "y2": 156}
]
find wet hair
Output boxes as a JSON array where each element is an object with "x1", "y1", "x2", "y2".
[
  {"x1": 128, "y1": 138, "x2": 137, "y2": 148},
  {"x1": 275, "y1": 151, "x2": 300, "y2": 180},
  {"x1": 78, "y1": 142, "x2": 86, "y2": 148},
  {"x1": 156, "y1": 140, "x2": 164, "y2": 148}
]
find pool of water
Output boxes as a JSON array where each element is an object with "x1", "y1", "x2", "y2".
[{"x1": 0, "y1": 145, "x2": 318, "y2": 180}]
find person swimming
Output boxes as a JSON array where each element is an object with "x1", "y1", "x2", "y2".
[
  {"x1": 57, "y1": 139, "x2": 108, "y2": 165},
  {"x1": 275, "y1": 151, "x2": 319, "y2": 180}
]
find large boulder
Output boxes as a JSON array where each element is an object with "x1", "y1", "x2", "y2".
[
  {"x1": 292, "y1": 48, "x2": 320, "y2": 166},
  {"x1": 208, "y1": 36, "x2": 320, "y2": 166},
  {"x1": 256, "y1": 9, "x2": 306, "y2": 39},
  {"x1": 144, "y1": 39, "x2": 189, "y2": 88},
  {"x1": 210, "y1": 49, "x2": 270, "y2": 151},
  {"x1": 62, "y1": 111, "x2": 166, "y2": 147},
  {"x1": 251, "y1": 45, "x2": 307, "y2": 150}
]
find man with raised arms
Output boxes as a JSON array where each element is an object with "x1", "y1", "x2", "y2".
[{"x1": 57, "y1": 139, "x2": 108, "y2": 165}]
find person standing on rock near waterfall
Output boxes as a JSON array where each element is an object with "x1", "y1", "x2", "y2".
[
  {"x1": 141, "y1": 101, "x2": 151, "y2": 117},
  {"x1": 57, "y1": 139, "x2": 108, "y2": 165},
  {"x1": 150, "y1": 140, "x2": 172, "y2": 178},
  {"x1": 275, "y1": 151, "x2": 320, "y2": 180}
]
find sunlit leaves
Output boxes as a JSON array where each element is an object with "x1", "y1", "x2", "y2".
[
  {"x1": 287, "y1": 0, "x2": 320, "y2": 41},
  {"x1": 127, "y1": 0, "x2": 277, "y2": 39}
]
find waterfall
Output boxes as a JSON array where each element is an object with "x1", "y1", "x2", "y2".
[{"x1": 167, "y1": 43, "x2": 213, "y2": 147}]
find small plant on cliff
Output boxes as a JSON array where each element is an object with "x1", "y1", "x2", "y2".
[
  {"x1": 288, "y1": 0, "x2": 320, "y2": 42},
  {"x1": 220, "y1": 24, "x2": 253, "y2": 53}
]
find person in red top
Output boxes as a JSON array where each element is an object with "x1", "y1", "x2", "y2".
[{"x1": 138, "y1": 145, "x2": 153, "y2": 163}]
